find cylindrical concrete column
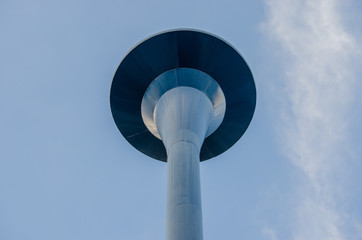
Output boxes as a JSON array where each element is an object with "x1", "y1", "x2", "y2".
[{"x1": 154, "y1": 87, "x2": 214, "y2": 240}]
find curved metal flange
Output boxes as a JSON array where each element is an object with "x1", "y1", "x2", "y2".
[
  {"x1": 141, "y1": 68, "x2": 226, "y2": 140},
  {"x1": 110, "y1": 29, "x2": 256, "y2": 161}
]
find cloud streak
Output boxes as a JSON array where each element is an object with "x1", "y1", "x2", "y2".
[{"x1": 263, "y1": 0, "x2": 361, "y2": 239}]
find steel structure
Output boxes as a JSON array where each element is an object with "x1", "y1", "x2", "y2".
[{"x1": 110, "y1": 29, "x2": 256, "y2": 240}]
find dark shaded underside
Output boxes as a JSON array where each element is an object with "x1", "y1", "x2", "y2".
[{"x1": 110, "y1": 29, "x2": 256, "y2": 161}]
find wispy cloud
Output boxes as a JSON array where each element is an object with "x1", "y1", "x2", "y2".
[
  {"x1": 262, "y1": 226, "x2": 278, "y2": 240},
  {"x1": 263, "y1": 0, "x2": 361, "y2": 239}
]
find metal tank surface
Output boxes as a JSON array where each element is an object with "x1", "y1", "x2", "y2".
[{"x1": 110, "y1": 29, "x2": 256, "y2": 240}]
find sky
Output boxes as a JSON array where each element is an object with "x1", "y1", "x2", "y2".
[{"x1": 1, "y1": 0, "x2": 362, "y2": 239}]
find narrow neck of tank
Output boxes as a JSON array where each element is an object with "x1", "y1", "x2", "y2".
[{"x1": 154, "y1": 86, "x2": 213, "y2": 240}]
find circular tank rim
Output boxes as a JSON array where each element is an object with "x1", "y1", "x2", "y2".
[{"x1": 110, "y1": 28, "x2": 256, "y2": 161}]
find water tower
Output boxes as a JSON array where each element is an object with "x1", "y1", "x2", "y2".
[{"x1": 110, "y1": 29, "x2": 256, "y2": 240}]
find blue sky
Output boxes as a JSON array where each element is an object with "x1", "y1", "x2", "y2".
[{"x1": 1, "y1": 0, "x2": 361, "y2": 239}]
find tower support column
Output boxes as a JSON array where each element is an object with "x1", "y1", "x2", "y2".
[
  {"x1": 166, "y1": 134, "x2": 203, "y2": 240},
  {"x1": 154, "y1": 87, "x2": 214, "y2": 240}
]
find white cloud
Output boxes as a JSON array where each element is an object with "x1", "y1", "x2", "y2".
[
  {"x1": 262, "y1": 226, "x2": 278, "y2": 240},
  {"x1": 263, "y1": 0, "x2": 361, "y2": 239}
]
